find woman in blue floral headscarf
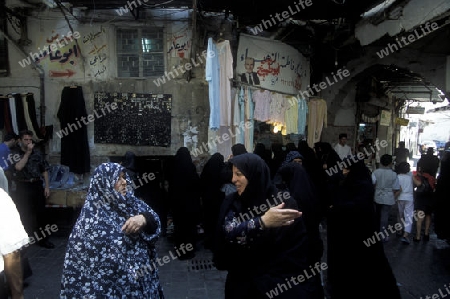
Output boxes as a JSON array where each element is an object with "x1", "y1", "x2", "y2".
[{"x1": 60, "y1": 162, "x2": 164, "y2": 298}]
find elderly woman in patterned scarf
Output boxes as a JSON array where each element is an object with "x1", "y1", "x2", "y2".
[{"x1": 60, "y1": 162, "x2": 164, "y2": 298}]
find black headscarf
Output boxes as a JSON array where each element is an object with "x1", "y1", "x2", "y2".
[
  {"x1": 170, "y1": 147, "x2": 200, "y2": 211},
  {"x1": 214, "y1": 154, "x2": 320, "y2": 297},
  {"x1": 231, "y1": 143, "x2": 247, "y2": 156},
  {"x1": 229, "y1": 153, "x2": 277, "y2": 208},
  {"x1": 201, "y1": 153, "x2": 225, "y2": 194}
]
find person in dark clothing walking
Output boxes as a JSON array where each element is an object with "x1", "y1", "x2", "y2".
[
  {"x1": 11, "y1": 130, "x2": 54, "y2": 249},
  {"x1": 200, "y1": 153, "x2": 226, "y2": 249},
  {"x1": 214, "y1": 153, "x2": 323, "y2": 299},
  {"x1": 276, "y1": 162, "x2": 324, "y2": 266},
  {"x1": 434, "y1": 150, "x2": 450, "y2": 243},
  {"x1": 169, "y1": 147, "x2": 201, "y2": 259},
  {"x1": 414, "y1": 147, "x2": 439, "y2": 241},
  {"x1": 326, "y1": 157, "x2": 401, "y2": 299}
]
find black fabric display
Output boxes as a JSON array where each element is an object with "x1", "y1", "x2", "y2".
[
  {"x1": 26, "y1": 94, "x2": 45, "y2": 139},
  {"x1": 13, "y1": 94, "x2": 28, "y2": 132},
  {"x1": 0, "y1": 96, "x2": 4, "y2": 130},
  {"x1": 3, "y1": 100, "x2": 13, "y2": 134},
  {"x1": 57, "y1": 86, "x2": 90, "y2": 174}
]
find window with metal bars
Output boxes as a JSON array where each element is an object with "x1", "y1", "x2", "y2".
[{"x1": 116, "y1": 27, "x2": 165, "y2": 78}]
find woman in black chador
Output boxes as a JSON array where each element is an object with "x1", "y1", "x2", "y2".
[
  {"x1": 214, "y1": 153, "x2": 323, "y2": 299},
  {"x1": 200, "y1": 153, "x2": 225, "y2": 249},
  {"x1": 169, "y1": 147, "x2": 201, "y2": 259},
  {"x1": 434, "y1": 150, "x2": 450, "y2": 243},
  {"x1": 326, "y1": 157, "x2": 401, "y2": 299}
]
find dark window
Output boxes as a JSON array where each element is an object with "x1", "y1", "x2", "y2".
[{"x1": 116, "y1": 28, "x2": 164, "y2": 78}]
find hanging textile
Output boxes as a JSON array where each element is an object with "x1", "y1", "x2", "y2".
[
  {"x1": 8, "y1": 97, "x2": 19, "y2": 135},
  {"x1": 26, "y1": 94, "x2": 45, "y2": 139},
  {"x1": 57, "y1": 86, "x2": 90, "y2": 174},
  {"x1": 244, "y1": 87, "x2": 254, "y2": 152},
  {"x1": 284, "y1": 96, "x2": 298, "y2": 135},
  {"x1": 3, "y1": 100, "x2": 13, "y2": 135},
  {"x1": 206, "y1": 38, "x2": 220, "y2": 130},
  {"x1": 307, "y1": 98, "x2": 327, "y2": 147},
  {"x1": 216, "y1": 40, "x2": 233, "y2": 127},
  {"x1": 21, "y1": 95, "x2": 40, "y2": 140},
  {"x1": 252, "y1": 89, "x2": 272, "y2": 122},
  {"x1": 297, "y1": 97, "x2": 308, "y2": 135},
  {"x1": 269, "y1": 93, "x2": 287, "y2": 125},
  {"x1": 13, "y1": 94, "x2": 27, "y2": 132},
  {"x1": 0, "y1": 98, "x2": 4, "y2": 130}
]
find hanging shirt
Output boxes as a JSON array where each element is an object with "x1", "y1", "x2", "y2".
[
  {"x1": 245, "y1": 88, "x2": 254, "y2": 152},
  {"x1": 252, "y1": 90, "x2": 271, "y2": 122},
  {"x1": 8, "y1": 96, "x2": 18, "y2": 135},
  {"x1": 206, "y1": 38, "x2": 220, "y2": 130},
  {"x1": 216, "y1": 40, "x2": 233, "y2": 127},
  {"x1": 284, "y1": 96, "x2": 298, "y2": 135},
  {"x1": 269, "y1": 93, "x2": 287, "y2": 125},
  {"x1": 307, "y1": 98, "x2": 327, "y2": 147},
  {"x1": 297, "y1": 97, "x2": 308, "y2": 135},
  {"x1": 233, "y1": 88, "x2": 245, "y2": 145}
]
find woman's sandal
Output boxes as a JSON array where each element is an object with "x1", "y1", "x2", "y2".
[
  {"x1": 423, "y1": 234, "x2": 430, "y2": 241},
  {"x1": 413, "y1": 237, "x2": 421, "y2": 242}
]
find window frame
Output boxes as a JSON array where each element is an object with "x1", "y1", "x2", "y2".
[{"x1": 115, "y1": 26, "x2": 166, "y2": 79}]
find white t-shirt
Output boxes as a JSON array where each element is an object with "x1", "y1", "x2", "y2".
[
  {"x1": 334, "y1": 143, "x2": 352, "y2": 160},
  {"x1": 0, "y1": 188, "x2": 30, "y2": 272},
  {"x1": 397, "y1": 172, "x2": 414, "y2": 201}
]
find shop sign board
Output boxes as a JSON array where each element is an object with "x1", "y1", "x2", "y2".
[{"x1": 406, "y1": 106, "x2": 425, "y2": 114}]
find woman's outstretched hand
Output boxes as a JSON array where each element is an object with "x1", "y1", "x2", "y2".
[
  {"x1": 122, "y1": 215, "x2": 147, "y2": 234},
  {"x1": 260, "y1": 203, "x2": 302, "y2": 229}
]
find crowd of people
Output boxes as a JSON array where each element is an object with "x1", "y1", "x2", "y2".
[{"x1": 1, "y1": 130, "x2": 450, "y2": 298}]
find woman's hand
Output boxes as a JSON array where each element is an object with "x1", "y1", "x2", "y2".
[
  {"x1": 122, "y1": 215, "x2": 147, "y2": 234},
  {"x1": 260, "y1": 203, "x2": 302, "y2": 229}
]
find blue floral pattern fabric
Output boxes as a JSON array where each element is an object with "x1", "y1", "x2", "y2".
[{"x1": 60, "y1": 162, "x2": 164, "y2": 298}]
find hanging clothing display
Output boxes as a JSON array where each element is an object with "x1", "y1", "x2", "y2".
[
  {"x1": 307, "y1": 98, "x2": 327, "y2": 147},
  {"x1": 252, "y1": 89, "x2": 272, "y2": 122},
  {"x1": 269, "y1": 93, "x2": 287, "y2": 125},
  {"x1": 57, "y1": 86, "x2": 90, "y2": 174},
  {"x1": 26, "y1": 94, "x2": 45, "y2": 139},
  {"x1": 216, "y1": 40, "x2": 233, "y2": 127},
  {"x1": 284, "y1": 96, "x2": 298, "y2": 135},
  {"x1": 297, "y1": 97, "x2": 308, "y2": 135},
  {"x1": 206, "y1": 38, "x2": 220, "y2": 130},
  {"x1": 233, "y1": 88, "x2": 244, "y2": 145},
  {"x1": 8, "y1": 97, "x2": 18, "y2": 135},
  {"x1": 3, "y1": 100, "x2": 13, "y2": 134},
  {"x1": 22, "y1": 95, "x2": 40, "y2": 140},
  {"x1": 13, "y1": 94, "x2": 27, "y2": 132},
  {"x1": 244, "y1": 88, "x2": 254, "y2": 152}
]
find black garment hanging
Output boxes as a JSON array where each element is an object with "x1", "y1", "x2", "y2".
[
  {"x1": 0, "y1": 96, "x2": 4, "y2": 130},
  {"x1": 57, "y1": 86, "x2": 90, "y2": 174},
  {"x1": 13, "y1": 94, "x2": 28, "y2": 132},
  {"x1": 26, "y1": 94, "x2": 45, "y2": 139}
]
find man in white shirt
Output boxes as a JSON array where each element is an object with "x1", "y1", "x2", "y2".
[{"x1": 334, "y1": 133, "x2": 352, "y2": 160}]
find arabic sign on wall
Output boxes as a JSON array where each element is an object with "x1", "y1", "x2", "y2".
[
  {"x1": 34, "y1": 30, "x2": 83, "y2": 78},
  {"x1": 167, "y1": 24, "x2": 191, "y2": 58},
  {"x1": 82, "y1": 26, "x2": 108, "y2": 80},
  {"x1": 236, "y1": 34, "x2": 309, "y2": 95}
]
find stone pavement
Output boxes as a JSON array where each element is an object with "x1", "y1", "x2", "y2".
[
  {"x1": 21, "y1": 210, "x2": 227, "y2": 299},
  {"x1": 15, "y1": 206, "x2": 450, "y2": 299}
]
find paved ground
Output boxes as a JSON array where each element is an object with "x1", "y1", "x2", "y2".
[
  {"x1": 20, "y1": 209, "x2": 228, "y2": 299},
  {"x1": 14, "y1": 204, "x2": 450, "y2": 299}
]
